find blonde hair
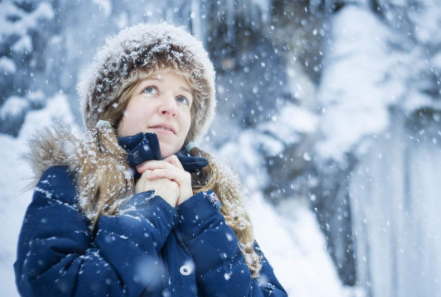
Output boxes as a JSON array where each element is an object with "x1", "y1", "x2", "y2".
[{"x1": 75, "y1": 66, "x2": 263, "y2": 278}]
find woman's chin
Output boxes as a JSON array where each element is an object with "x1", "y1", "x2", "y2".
[{"x1": 160, "y1": 145, "x2": 176, "y2": 159}]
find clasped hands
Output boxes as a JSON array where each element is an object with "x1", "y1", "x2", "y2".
[{"x1": 134, "y1": 155, "x2": 193, "y2": 208}]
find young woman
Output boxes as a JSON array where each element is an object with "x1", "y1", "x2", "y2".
[{"x1": 14, "y1": 22, "x2": 288, "y2": 297}]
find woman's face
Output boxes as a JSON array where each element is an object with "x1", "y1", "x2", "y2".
[{"x1": 117, "y1": 71, "x2": 193, "y2": 158}]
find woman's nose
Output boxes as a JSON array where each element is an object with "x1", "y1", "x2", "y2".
[{"x1": 159, "y1": 94, "x2": 177, "y2": 116}]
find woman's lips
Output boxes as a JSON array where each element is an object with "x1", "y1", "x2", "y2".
[{"x1": 149, "y1": 127, "x2": 174, "y2": 134}]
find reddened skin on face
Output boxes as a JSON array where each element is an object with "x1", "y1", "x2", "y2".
[{"x1": 117, "y1": 71, "x2": 193, "y2": 158}]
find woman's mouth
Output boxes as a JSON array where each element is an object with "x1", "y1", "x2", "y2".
[{"x1": 149, "y1": 127, "x2": 174, "y2": 134}]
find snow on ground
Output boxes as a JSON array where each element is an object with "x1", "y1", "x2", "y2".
[
  {"x1": 246, "y1": 192, "x2": 363, "y2": 297},
  {"x1": 0, "y1": 94, "x2": 353, "y2": 296},
  {"x1": 0, "y1": 133, "x2": 30, "y2": 297}
]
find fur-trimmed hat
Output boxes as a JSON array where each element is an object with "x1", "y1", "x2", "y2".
[{"x1": 77, "y1": 21, "x2": 217, "y2": 143}]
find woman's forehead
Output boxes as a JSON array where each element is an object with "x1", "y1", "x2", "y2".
[
  {"x1": 140, "y1": 70, "x2": 185, "y2": 83},
  {"x1": 139, "y1": 72, "x2": 192, "y2": 92}
]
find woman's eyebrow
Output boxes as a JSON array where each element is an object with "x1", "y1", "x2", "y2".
[
  {"x1": 180, "y1": 86, "x2": 191, "y2": 94},
  {"x1": 137, "y1": 77, "x2": 160, "y2": 90},
  {"x1": 143, "y1": 77, "x2": 161, "y2": 82},
  {"x1": 140, "y1": 77, "x2": 192, "y2": 96}
]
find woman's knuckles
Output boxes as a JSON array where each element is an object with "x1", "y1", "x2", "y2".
[{"x1": 168, "y1": 155, "x2": 180, "y2": 165}]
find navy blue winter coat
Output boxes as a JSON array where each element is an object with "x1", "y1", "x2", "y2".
[{"x1": 14, "y1": 132, "x2": 288, "y2": 296}]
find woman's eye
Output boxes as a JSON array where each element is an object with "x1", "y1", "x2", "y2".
[
  {"x1": 177, "y1": 96, "x2": 189, "y2": 105},
  {"x1": 143, "y1": 86, "x2": 157, "y2": 94}
]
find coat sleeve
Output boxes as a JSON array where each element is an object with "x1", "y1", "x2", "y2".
[
  {"x1": 14, "y1": 165, "x2": 179, "y2": 297},
  {"x1": 175, "y1": 190, "x2": 288, "y2": 297}
]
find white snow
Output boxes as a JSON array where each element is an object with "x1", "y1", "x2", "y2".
[
  {"x1": 408, "y1": 0, "x2": 441, "y2": 44},
  {"x1": 0, "y1": 97, "x2": 28, "y2": 118},
  {"x1": 0, "y1": 1, "x2": 54, "y2": 40},
  {"x1": 315, "y1": 6, "x2": 406, "y2": 162},
  {"x1": 11, "y1": 35, "x2": 32, "y2": 53},
  {"x1": 246, "y1": 193, "x2": 358, "y2": 296},
  {"x1": 0, "y1": 57, "x2": 16, "y2": 73},
  {"x1": 258, "y1": 103, "x2": 319, "y2": 150}
]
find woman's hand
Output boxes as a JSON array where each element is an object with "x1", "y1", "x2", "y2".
[
  {"x1": 135, "y1": 169, "x2": 180, "y2": 208},
  {"x1": 136, "y1": 155, "x2": 193, "y2": 206}
]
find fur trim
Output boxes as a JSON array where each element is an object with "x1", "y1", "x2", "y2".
[
  {"x1": 23, "y1": 124, "x2": 79, "y2": 189},
  {"x1": 77, "y1": 21, "x2": 217, "y2": 143}
]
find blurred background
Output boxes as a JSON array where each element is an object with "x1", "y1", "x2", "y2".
[{"x1": 1, "y1": 0, "x2": 440, "y2": 296}]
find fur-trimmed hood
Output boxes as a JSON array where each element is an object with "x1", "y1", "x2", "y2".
[{"x1": 24, "y1": 124, "x2": 81, "y2": 189}]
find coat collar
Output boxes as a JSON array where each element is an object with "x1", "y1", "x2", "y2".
[{"x1": 116, "y1": 132, "x2": 209, "y2": 178}]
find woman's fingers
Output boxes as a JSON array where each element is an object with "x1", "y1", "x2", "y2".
[
  {"x1": 136, "y1": 160, "x2": 172, "y2": 173},
  {"x1": 137, "y1": 157, "x2": 193, "y2": 202},
  {"x1": 147, "y1": 168, "x2": 191, "y2": 185},
  {"x1": 136, "y1": 156, "x2": 184, "y2": 173},
  {"x1": 163, "y1": 155, "x2": 184, "y2": 170}
]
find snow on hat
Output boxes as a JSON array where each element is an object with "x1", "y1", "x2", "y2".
[{"x1": 77, "y1": 21, "x2": 216, "y2": 143}]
